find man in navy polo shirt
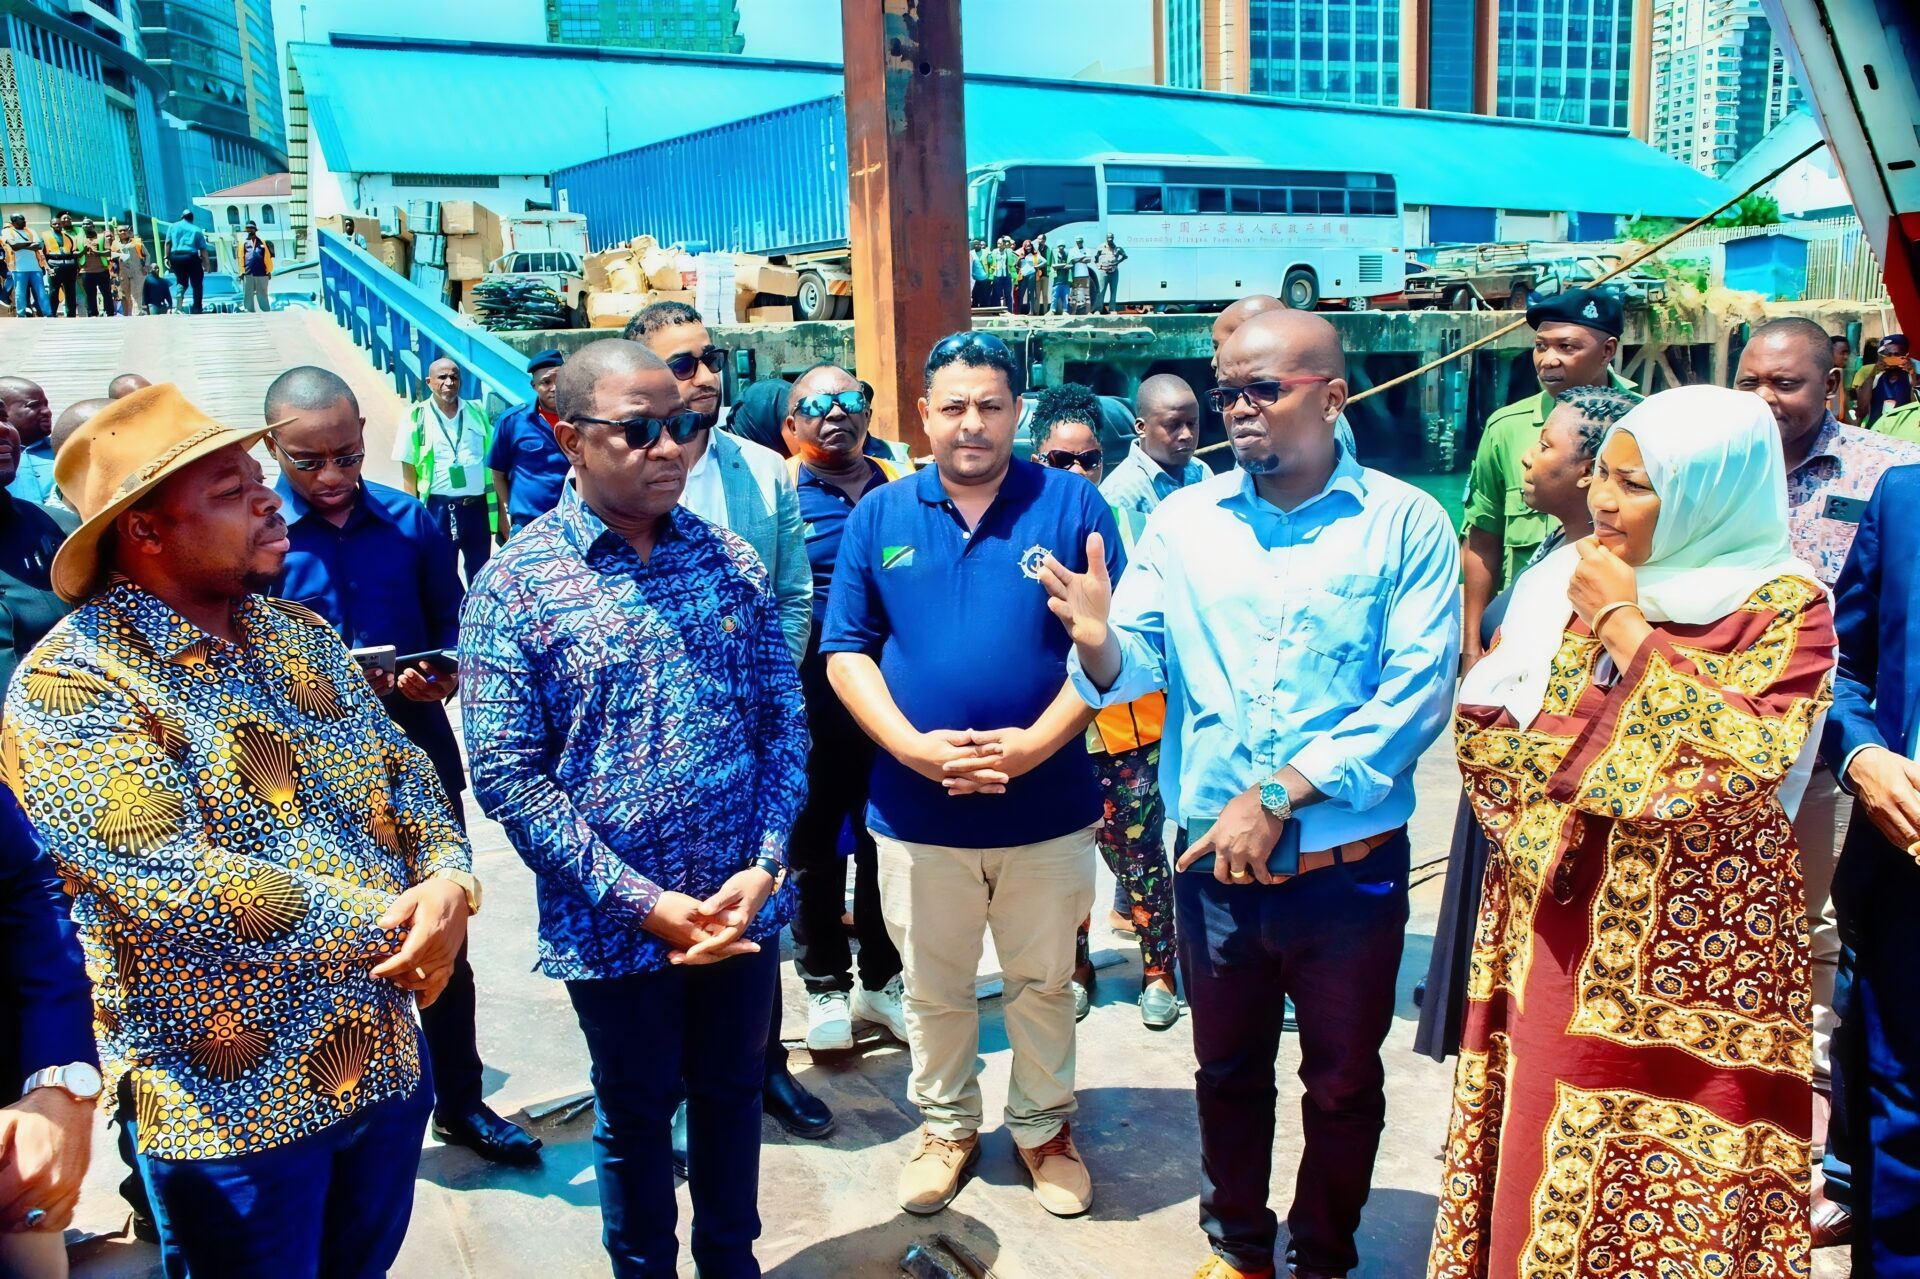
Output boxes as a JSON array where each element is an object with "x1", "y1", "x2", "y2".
[
  {"x1": 263, "y1": 365, "x2": 542, "y2": 1169},
  {"x1": 486, "y1": 348, "x2": 570, "y2": 536},
  {"x1": 823, "y1": 331, "x2": 1120, "y2": 1220}
]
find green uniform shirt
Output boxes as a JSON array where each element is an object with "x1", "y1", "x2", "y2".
[
  {"x1": 1463, "y1": 369, "x2": 1637, "y2": 589},
  {"x1": 1877, "y1": 399, "x2": 1920, "y2": 444}
]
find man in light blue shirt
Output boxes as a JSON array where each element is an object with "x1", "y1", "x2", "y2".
[
  {"x1": 163, "y1": 210, "x2": 207, "y2": 313},
  {"x1": 1045, "y1": 309, "x2": 1458, "y2": 1279},
  {"x1": 1100, "y1": 373, "x2": 1205, "y2": 516}
]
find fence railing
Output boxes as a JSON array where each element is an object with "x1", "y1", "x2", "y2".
[
  {"x1": 1805, "y1": 226, "x2": 1891, "y2": 303},
  {"x1": 318, "y1": 229, "x2": 529, "y2": 415}
]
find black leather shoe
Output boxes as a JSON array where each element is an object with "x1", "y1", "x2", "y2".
[
  {"x1": 764, "y1": 1062, "x2": 835, "y2": 1139},
  {"x1": 671, "y1": 1100, "x2": 689, "y2": 1181},
  {"x1": 433, "y1": 1105, "x2": 543, "y2": 1166}
]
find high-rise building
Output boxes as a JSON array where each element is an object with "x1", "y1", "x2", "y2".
[
  {"x1": 141, "y1": 0, "x2": 286, "y2": 203},
  {"x1": 1154, "y1": 0, "x2": 1652, "y2": 137},
  {"x1": 544, "y1": 0, "x2": 746, "y2": 54},
  {"x1": 1649, "y1": 0, "x2": 1802, "y2": 175},
  {"x1": 0, "y1": 0, "x2": 170, "y2": 220}
]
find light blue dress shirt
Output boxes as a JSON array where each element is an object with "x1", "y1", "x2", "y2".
[
  {"x1": 1070, "y1": 446, "x2": 1461, "y2": 850},
  {"x1": 1099, "y1": 440, "x2": 1209, "y2": 516}
]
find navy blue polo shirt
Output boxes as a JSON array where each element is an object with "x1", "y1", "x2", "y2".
[
  {"x1": 271, "y1": 477, "x2": 467, "y2": 791},
  {"x1": 486, "y1": 401, "x2": 571, "y2": 530},
  {"x1": 822, "y1": 458, "x2": 1122, "y2": 848},
  {"x1": 795, "y1": 458, "x2": 891, "y2": 620}
]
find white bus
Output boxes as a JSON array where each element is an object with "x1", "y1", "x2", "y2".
[{"x1": 968, "y1": 157, "x2": 1406, "y2": 311}]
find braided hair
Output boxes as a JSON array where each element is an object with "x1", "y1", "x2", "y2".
[{"x1": 1553, "y1": 385, "x2": 1643, "y2": 460}]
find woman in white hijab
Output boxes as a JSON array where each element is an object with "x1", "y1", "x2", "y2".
[{"x1": 1428, "y1": 385, "x2": 1835, "y2": 1279}]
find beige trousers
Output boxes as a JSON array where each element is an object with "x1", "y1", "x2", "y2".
[
  {"x1": 875, "y1": 824, "x2": 1097, "y2": 1146},
  {"x1": 1793, "y1": 762, "x2": 1850, "y2": 1087}
]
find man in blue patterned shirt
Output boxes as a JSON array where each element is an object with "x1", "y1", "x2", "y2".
[
  {"x1": 7, "y1": 385, "x2": 477, "y2": 1276},
  {"x1": 461, "y1": 339, "x2": 808, "y2": 1279}
]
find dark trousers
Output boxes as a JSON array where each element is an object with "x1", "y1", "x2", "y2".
[
  {"x1": 568, "y1": 949, "x2": 778, "y2": 1279},
  {"x1": 418, "y1": 793, "x2": 484, "y2": 1117},
  {"x1": 992, "y1": 277, "x2": 1013, "y2": 309},
  {"x1": 1175, "y1": 830, "x2": 1409, "y2": 1277},
  {"x1": 789, "y1": 669, "x2": 899, "y2": 995},
  {"x1": 49, "y1": 264, "x2": 78, "y2": 316},
  {"x1": 133, "y1": 1068, "x2": 432, "y2": 1279},
  {"x1": 1833, "y1": 818, "x2": 1920, "y2": 1273},
  {"x1": 426, "y1": 495, "x2": 493, "y2": 584},
  {"x1": 169, "y1": 251, "x2": 203, "y2": 313},
  {"x1": 81, "y1": 270, "x2": 114, "y2": 316}
]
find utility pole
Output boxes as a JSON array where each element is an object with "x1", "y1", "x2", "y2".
[{"x1": 841, "y1": 0, "x2": 969, "y2": 454}]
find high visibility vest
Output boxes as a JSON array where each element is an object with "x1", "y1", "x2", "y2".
[
  {"x1": 1088, "y1": 504, "x2": 1166, "y2": 755},
  {"x1": 405, "y1": 400, "x2": 500, "y2": 534}
]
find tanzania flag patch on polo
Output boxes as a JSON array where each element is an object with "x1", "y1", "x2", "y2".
[{"x1": 881, "y1": 545, "x2": 915, "y2": 570}]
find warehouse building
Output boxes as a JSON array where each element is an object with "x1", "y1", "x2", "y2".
[{"x1": 285, "y1": 32, "x2": 1723, "y2": 260}]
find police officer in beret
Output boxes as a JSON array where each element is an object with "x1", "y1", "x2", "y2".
[
  {"x1": 1460, "y1": 286, "x2": 1634, "y2": 668},
  {"x1": 485, "y1": 348, "x2": 571, "y2": 538}
]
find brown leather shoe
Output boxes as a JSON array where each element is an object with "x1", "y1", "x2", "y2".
[
  {"x1": 897, "y1": 1127, "x2": 979, "y2": 1215},
  {"x1": 1016, "y1": 1122, "x2": 1093, "y2": 1216}
]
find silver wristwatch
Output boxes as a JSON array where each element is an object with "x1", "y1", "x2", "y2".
[{"x1": 22, "y1": 1062, "x2": 103, "y2": 1103}]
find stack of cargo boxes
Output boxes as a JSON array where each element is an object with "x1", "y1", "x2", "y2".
[
  {"x1": 580, "y1": 237, "x2": 800, "y2": 329},
  {"x1": 444, "y1": 201, "x2": 507, "y2": 310},
  {"x1": 407, "y1": 201, "x2": 448, "y2": 303},
  {"x1": 316, "y1": 213, "x2": 412, "y2": 276}
]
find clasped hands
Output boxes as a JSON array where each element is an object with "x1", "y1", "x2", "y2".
[
  {"x1": 643, "y1": 867, "x2": 779, "y2": 968},
  {"x1": 903, "y1": 726, "x2": 1048, "y2": 797}
]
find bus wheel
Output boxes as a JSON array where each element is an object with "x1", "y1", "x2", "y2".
[
  {"x1": 795, "y1": 271, "x2": 835, "y2": 322},
  {"x1": 1282, "y1": 269, "x2": 1319, "y2": 310}
]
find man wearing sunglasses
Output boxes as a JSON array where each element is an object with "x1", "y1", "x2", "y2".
[
  {"x1": 823, "y1": 331, "x2": 1120, "y2": 1220},
  {"x1": 461, "y1": 339, "x2": 807, "y2": 1278},
  {"x1": 1048, "y1": 309, "x2": 1459, "y2": 1279},
  {"x1": 775, "y1": 364, "x2": 913, "y2": 1058},
  {"x1": 485, "y1": 348, "x2": 570, "y2": 537},
  {"x1": 263, "y1": 366, "x2": 541, "y2": 1169}
]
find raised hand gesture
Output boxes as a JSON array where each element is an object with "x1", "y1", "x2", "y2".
[{"x1": 1037, "y1": 531, "x2": 1111, "y2": 648}]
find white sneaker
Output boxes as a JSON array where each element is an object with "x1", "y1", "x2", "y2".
[
  {"x1": 851, "y1": 974, "x2": 910, "y2": 1043},
  {"x1": 805, "y1": 990, "x2": 854, "y2": 1051}
]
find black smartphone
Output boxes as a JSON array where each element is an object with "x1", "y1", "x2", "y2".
[
  {"x1": 1823, "y1": 493, "x2": 1868, "y2": 525},
  {"x1": 1176, "y1": 818, "x2": 1302, "y2": 877},
  {"x1": 395, "y1": 649, "x2": 459, "y2": 677}
]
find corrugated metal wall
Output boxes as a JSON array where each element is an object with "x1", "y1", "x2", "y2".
[{"x1": 553, "y1": 95, "x2": 848, "y2": 256}]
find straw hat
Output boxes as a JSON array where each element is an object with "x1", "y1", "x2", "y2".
[{"x1": 51, "y1": 384, "x2": 282, "y2": 603}]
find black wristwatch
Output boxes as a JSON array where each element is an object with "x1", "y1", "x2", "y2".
[{"x1": 751, "y1": 854, "x2": 787, "y2": 891}]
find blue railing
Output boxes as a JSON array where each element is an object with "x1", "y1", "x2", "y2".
[{"x1": 317, "y1": 229, "x2": 528, "y2": 414}]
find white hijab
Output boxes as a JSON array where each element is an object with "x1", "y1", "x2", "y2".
[{"x1": 1459, "y1": 385, "x2": 1822, "y2": 728}]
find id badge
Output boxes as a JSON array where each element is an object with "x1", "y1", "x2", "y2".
[{"x1": 448, "y1": 463, "x2": 468, "y2": 489}]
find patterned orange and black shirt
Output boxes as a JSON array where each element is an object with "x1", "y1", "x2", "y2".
[{"x1": 3, "y1": 581, "x2": 470, "y2": 1159}]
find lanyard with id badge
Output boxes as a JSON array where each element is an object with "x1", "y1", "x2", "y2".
[{"x1": 432, "y1": 404, "x2": 473, "y2": 491}]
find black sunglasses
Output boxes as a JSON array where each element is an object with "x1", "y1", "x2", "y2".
[
  {"x1": 930, "y1": 331, "x2": 1014, "y2": 360},
  {"x1": 795, "y1": 390, "x2": 869, "y2": 419},
  {"x1": 1204, "y1": 377, "x2": 1333, "y2": 414},
  {"x1": 278, "y1": 450, "x2": 367, "y2": 473},
  {"x1": 665, "y1": 346, "x2": 728, "y2": 380},
  {"x1": 1039, "y1": 448, "x2": 1103, "y2": 471},
  {"x1": 573, "y1": 411, "x2": 710, "y2": 451}
]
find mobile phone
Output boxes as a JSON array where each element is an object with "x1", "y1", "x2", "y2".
[
  {"x1": 1175, "y1": 818, "x2": 1302, "y2": 877},
  {"x1": 349, "y1": 644, "x2": 397, "y2": 675},
  {"x1": 395, "y1": 649, "x2": 459, "y2": 676},
  {"x1": 1823, "y1": 493, "x2": 1868, "y2": 525}
]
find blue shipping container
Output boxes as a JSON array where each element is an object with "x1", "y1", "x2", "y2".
[{"x1": 554, "y1": 96, "x2": 849, "y2": 256}]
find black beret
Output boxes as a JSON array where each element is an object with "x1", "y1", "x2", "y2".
[
  {"x1": 1525, "y1": 286, "x2": 1624, "y2": 338},
  {"x1": 527, "y1": 349, "x2": 565, "y2": 374}
]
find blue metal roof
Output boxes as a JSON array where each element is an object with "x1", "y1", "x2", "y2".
[{"x1": 292, "y1": 35, "x2": 1724, "y2": 217}]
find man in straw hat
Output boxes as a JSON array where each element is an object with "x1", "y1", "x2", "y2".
[{"x1": 2, "y1": 384, "x2": 480, "y2": 1274}]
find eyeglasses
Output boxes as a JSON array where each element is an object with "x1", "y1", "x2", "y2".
[
  {"x1": 795, "y1": 390, "x2": 869, "y2": 419},
  {"x1": 276, "y1": 448, "x2": 366, "y2": 473},
  {"x1": 1204, "y1": 377, "x2": 1333, "y2": 414},
  {"x1": 573, "y1": 411, "x2": 710, "y2": 451},
  {"x1": 665, "y1": 346, "x2": 727, "y2": 381},
  {"x1": 1039, "y1": 448, "x2": 1103, "y2": 471}
]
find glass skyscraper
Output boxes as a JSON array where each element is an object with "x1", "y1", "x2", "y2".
[
  {"x1": 545, "y1": 0, "x2": 746, "y2": 54},
  {"x1": 141, "y1": 0, "x2": 286, "y2": 200},
  {"x1": 1650, "y1": 0, "x2": 1802, "y2": 174},
  {"x1": 1239, "y1": 0, "x2": 1402, "y2": 105},
  {"x1": 1494, "y1": 0, "x2": 1637, "y2": 128}
]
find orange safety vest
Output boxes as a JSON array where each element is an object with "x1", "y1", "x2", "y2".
[{"x1": 1087, "y1": 503, "x2": 1165, "y2": 755}]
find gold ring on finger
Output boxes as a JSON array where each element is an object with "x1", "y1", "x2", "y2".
[{"x1": 1230, "y1": 869, "x2": 1252, "y2": 881}]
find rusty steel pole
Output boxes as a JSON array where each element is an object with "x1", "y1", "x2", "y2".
[{"x1": 841, "y1": 0, "x2": 969, "y2": 454}]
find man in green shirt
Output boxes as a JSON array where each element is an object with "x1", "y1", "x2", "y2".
[
  {"x1": 1878, "y1": 398, "x2": 1920, "y2": 443},
  {"x1": 1461, "y1": 287, "x2": 1630, "y2": 667}
]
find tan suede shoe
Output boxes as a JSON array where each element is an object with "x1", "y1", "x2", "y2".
[
  {"x1": 1015, "y1": 1122, "x2": 1093, "y2": 1216},
  {"x1": 1190, "y1": 1258, "x2": 1275, "y2": 1279},
  {"x1": 897, "y1": 1127, "x2": 979, "y2": 1215}
]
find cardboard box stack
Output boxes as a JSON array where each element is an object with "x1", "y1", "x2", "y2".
[
  {"x1": 318, "y1": 213, "x2": 411, "y2": 277},
  {"x1": 575, "y1": 234, "x2": 803, "y2": 327},
  {"x1": 442, "y1": 201, "x2": 505, "y2": 282}
]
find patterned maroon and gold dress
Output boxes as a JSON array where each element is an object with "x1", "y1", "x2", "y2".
[{"x1": 1429, "y1": 575, "x2": 1833, "y2": 1279}]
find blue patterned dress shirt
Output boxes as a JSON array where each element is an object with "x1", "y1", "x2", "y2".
[{"x1": 459, "y1": 485, "x2": 808, "y2": 980}]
